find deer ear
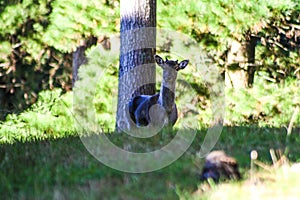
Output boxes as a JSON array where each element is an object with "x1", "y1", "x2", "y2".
[
  {"x1": 154, "y1": 55, "x2": 164, "y2": 66},
  {"x1": 178, "y1": 60, "x2": 189, "y2": 70}
]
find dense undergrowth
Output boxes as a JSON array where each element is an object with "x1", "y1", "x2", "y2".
[{"x1": 0, "y1": 75, "x2": 298, "y2": 144}]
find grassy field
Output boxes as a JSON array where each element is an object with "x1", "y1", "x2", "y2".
[
  {"x1": 0, "y1": 77, "x2": 299, "y2": 199},
  {"x1": 1, "y1": 126, "x2": 299, "y2": 199}
]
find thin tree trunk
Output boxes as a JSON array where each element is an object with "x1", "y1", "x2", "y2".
[
  {"x1": 72, "y1": 37, "x2": 97, "y2": 87},
  {"x1": 72, "y1": 46, "x2": 87, "y2": 87},
  {"x1": 116, "y1": 0, "x2": 156, "y2": 131},
  {"x1": 225, "y1": 37, "x2": 257, "y2": 88}
]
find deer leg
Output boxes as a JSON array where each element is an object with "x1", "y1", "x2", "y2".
[{"x1": 169, "y1": 104, "x2": 178, "y2": 126}]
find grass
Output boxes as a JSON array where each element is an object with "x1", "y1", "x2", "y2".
[
  {"x1": 0, "y1": 72, "x2": 299, "y2": 198},
  {"x1": 1, "y1": 126, "x2": 299, "y2": 199},
  {"x1": 189, "y1": 164, "x2": 300, "y2": 200}
]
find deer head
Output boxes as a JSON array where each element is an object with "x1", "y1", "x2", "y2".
[{"x1": 154, "y1": 55, "x2": 189, "y2": 71}]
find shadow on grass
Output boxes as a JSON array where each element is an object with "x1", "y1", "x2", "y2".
[{"x1": 0, "y1": 126, "x2": 299, "y2": 199}]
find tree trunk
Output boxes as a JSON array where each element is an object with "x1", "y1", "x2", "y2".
[
  {"x1": 225, "y1": 38, "x2": 257, "y2": 88},
  {"x1": 72, "y1": 37, "x2": 97, "y2": 87},
  {"x1": 72, "y1": 46, "x2": 87, "y2": 87},
  {"x1": 116, "y1": 0, "x2": 156, "y2": 131}
]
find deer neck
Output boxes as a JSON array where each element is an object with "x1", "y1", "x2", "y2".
[{"x1": 158, "y1": 68, "x2": 178, "y2": 113}]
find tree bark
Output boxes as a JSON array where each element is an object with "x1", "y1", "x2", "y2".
[
  {"x1": 225, "y1": 37, "x2": 257, "y2": 88},
  {"x1": 116, "y1": 0, "x2": 156, "y2": 131},
  {"x1": 72, "y1": 46, "x2": 87, "y2": 87},
  {"x1": 72, "y1": 37, "x2": 97, "y2": 87}
]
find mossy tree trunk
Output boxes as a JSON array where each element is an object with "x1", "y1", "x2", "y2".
[
  {"x1": 116, "y1": 0, "x2": 156, "y2": 131},
  {"x1": 225, "y1": 37, "x2": 257, "y2": 89}
]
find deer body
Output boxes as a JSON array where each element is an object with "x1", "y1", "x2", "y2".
[{"x1": 128, "y1": 55, "x2": 189, "y2": 127}]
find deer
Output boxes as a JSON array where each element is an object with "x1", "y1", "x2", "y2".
[{"x1": 128, "y1": 55, "x2": 189, "y2": 127}]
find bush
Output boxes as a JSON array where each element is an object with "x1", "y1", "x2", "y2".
[
  {"x1": 226, "y1": 74, "x2": 300, "y2": 127},
  {"x1": 73, "y1": 45, "x2": 119, "y2": 133},
  {"x1": 0, "y1": 89, "x2": 74, "y2": 144}
]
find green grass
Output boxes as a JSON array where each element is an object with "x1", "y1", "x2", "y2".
[
  {"x1": 0, "y1": 68, "x2": 299, "y2": 198},
  {"x1": 1, "y1": 126, "x2": 299, "y2": 199},
  {"x1": 188, "y1": 164, "x2": 300, "y2": 200}
]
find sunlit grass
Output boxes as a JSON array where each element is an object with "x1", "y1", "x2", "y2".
[{"x1": 190, "y1": 165, "x2": 300, "y2": 200}]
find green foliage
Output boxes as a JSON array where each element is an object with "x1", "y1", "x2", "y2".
[
  {"x1": 0, "y1": 0, "x2": 51, "y2": 62},
  {"x1": 158, "y1": 0, "x2": 300, "y2": 80},
  {"x1": 73, "y1": 45, "x2": 119, "y2": 133},
  {"x1": 0, "y1": 0, "x2": 119, "y2": 118},
  {"x1": 256, "y1": 45, "x2": 300, "y2": 81},
  {"x1": 226, "y1": 75, "x2": 300, "y2": 126},
  {"x1": 175, "y1": 68, "x2": 300, "y2": 129},
  {"x1": 159, "y1": 0, "x2": 296, "y2": 44},
  {"x1": 1, "y1": 68, "x2": 298, "y2": 144},
  {"x1": 44, "y1": 0, "x2": 119, "y2": 52},
  {"x1": 256, "y1": 7, "x2": 300, "y2": 80},
  {"x1": 157, "y1": 0, "x2": 191, "y2": 32},
  {"x1": 0, "y1": 0, "x2": 73, "y2": 118},
  {"x1": 0, "y1": 89, "x2": 74, "y2": 144},
  {"x1": 0, "y1": 0, "x2": 299, "y2": 120},
  {"x1": 0, "y1": 0, "x2": 299, "y2": 143}
]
